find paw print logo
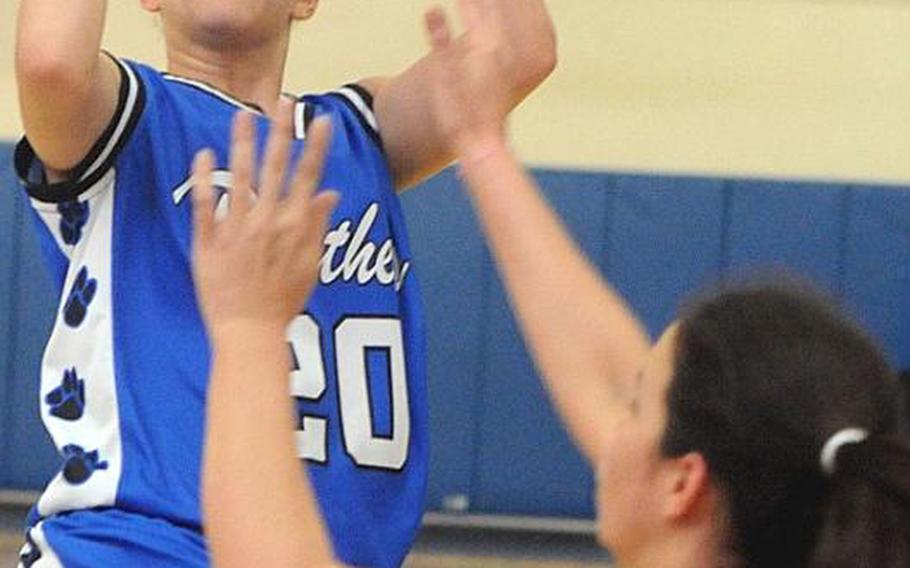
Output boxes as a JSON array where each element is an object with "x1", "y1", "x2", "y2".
[
  {"x1": 18, "y1": 532, "x2": 41, "y2": 568},
  {"x1": 63, "y1": 267, "x2": 98, "y2": 328},
  {"x1": 45, "y1": 368, "x2": 86, "y2": 421},
  {"x1": 57, "y1": 200, "x2": 90, "y2": 246},
  {"x1": 61, "y1": 444, "x2": 108, "y2": 485}
]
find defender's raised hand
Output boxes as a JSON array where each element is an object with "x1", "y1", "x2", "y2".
[
  {"x1": 425, "y1": 0, "x2": 519, "y2": 161},
  {"x1": 191, "y1": 100, "x2": 339, "y2": 336}
]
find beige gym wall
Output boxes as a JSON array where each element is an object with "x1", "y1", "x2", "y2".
[{"x1": 2, "y1": 1, "x2": 909, "y2": 183}]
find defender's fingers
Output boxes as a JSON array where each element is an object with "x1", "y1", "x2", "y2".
[
  {"x1": 457, "y1": 0, "x2": 483, "y2": 33},
  {"x1": 425, "y1": 6, "x2": 454, "y2": 51},
  {"x1": 258, "y1": 97, "x2": 295, "y2": 207},
  {"x1": 228, "y1": 111, "x2": 256, "y2": 221},
  {"x1": 299, "y1": 190, "x2": 340, "y2": 250},
  {"x1": 191, "y1": 149, "x2": 217, "y2": 246},
  {"x1": 288, "y1": 117, "x2": 333, "y2": 212}
]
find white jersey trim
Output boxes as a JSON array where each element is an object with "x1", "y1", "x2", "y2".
[
  {"x1": 78, "y1": 58, "x2": 142, "y2": 185},
  {"x1": 334, "y1": 86, "x2": 380, "y2": 134}
]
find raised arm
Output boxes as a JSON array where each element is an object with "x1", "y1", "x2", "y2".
[
  {"x1": 16, "y1": 0, "x2": 120, "y2": 173},
  {"x1": 193, "y1": 100, "x2": 342, "y2": 568},
  {"x1": 423, "y1": 6, "x2": 651, "y2": 463},
  {"x1": 365, "y1": 0, "x2": 557, "y2": 190}
]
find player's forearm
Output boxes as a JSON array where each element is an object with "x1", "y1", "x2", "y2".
[
  {"x1": 203, "y1": 324, "x2": 337, "y2": 568},
  {"x1": 16, "y1": 0, "x2": 120, "y2": 172},
  {"x1": 460, "y1": 141, "x2": 650, "y2": 462},
  {"x1": 16, "y1": 0, "x2": 107, "y2": 85}
]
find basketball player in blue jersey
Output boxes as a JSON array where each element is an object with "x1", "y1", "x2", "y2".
[{"x1": 13, "y1": 0, "x2": 556, "y2": 566}]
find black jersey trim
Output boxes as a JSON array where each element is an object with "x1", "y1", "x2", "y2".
[
  {"x1": 161, "y1": 74, "x2": 266, "y2": 115},
  {"x1": 326, "y1": 84, "x2": 384, "y2": 153},
  {"x1": 16, "y1": 54, "x2": 147, "y2": 204},
  {"x1": 304, "y1": 102, "x2": 316, "y2": 133}
]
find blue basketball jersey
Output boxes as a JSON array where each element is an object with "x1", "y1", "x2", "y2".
[{"x1": 14, "y1": 55, "x2": 427, "y2": 568}]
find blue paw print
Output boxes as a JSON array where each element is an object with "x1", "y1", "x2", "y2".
[
  {"x1": 58, "y1": 200, "x2": 90, "y2": 246},
  {"x1": 61, "y1": 444, "x2": 108, "y2": 485},
  {"x1": 63, "y1": 267, "x2": 98, "y2": 328},
  {"x1": 45, "y1": 368, "x2": 85, "y2": 421},
  {"x1": 19, "y1": 532, "x2": 41, "y2": 568}
]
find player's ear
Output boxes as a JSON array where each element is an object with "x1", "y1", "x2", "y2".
[
  {"x1": 139, "y1": 0, "x2": 162, "y2": 14},
  {"x1": 660, "y1": 451, "x2": 713, "y2": 522},
  {"x1": 293, "y1": 0, "x2": 319, "y2": 22}
]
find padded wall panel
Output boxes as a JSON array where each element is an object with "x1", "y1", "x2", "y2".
[
  {"x1": 5, "y1": 202, "x2": 58, "y2": 488},
  {"x1": 605, "y1": 175, "x2": 726, "y2": 338},
  {"x1": 725, "y1": 181, "x2": 849, "y2": 297},
  {"x1": 471, "y1": 171, "x2": 609, "y2": 517},
  {"x1": 0, "y1": 143, "x2": 58, "y2": 488},
  {"x1": 0, "y1": 148, "x2": 18, "y2": 485},
  {"x1": 843, "y1": 186, "x2": 910, "y2": 370},
  {"x1": 400, "y1": 170, "x2": 488, "y2": 512}
]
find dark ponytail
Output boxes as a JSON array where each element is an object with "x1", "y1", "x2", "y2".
[
  {"x1": 660, "y1": 282, "x2": 910, "y2": 568},
  {"x1": 811, "y1": 435, "x2": 910, "y2": 567}
]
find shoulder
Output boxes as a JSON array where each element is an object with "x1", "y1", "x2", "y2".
[
  {"x1": 15, "y1": 53, "x2": 148, "y2": 204},
  {"x1": 300, "y1": 83, "x2": 382, "y2": 151}
]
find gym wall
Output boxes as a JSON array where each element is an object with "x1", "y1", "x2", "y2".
[{"x1": 1, "y1": 1, "x2": 909, "y2": 519}]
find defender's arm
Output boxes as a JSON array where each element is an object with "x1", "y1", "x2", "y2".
[
  {"x1": 424, "y1": 6, "x2": 650, "y2": 463},
  {"x1": 16, "y1": 0, "x2": 120, "y2": 175},
  {"x1": 196, "y1": 107, "x2": 343, "y2": 568},
  {"x1": 365, "y1": 0, "x2": 557, "y2": 191}
]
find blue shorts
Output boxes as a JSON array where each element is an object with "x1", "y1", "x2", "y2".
[{"x1": 19, "y1": 510, "x2": 208, "y2": 567}]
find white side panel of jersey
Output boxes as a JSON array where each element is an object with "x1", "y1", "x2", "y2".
[
  {"x1": 18, "y1": 523, "x2": 64, "y2": 568},
  {"x1": 36, "y1": 171, "x2": 122, "y2": 518}
]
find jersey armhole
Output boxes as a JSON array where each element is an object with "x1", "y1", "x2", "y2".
[
  {"x1": 15, "y1": 53, "x2": 147, "y2": 204},
  {"x1": 323, "y1": 83, "x2": 384, "y2": 153}
]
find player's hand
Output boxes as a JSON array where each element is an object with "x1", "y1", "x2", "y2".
[
  {"x1": 425, "y1": 1, "x2": 514, "y2": 161},
  {"x1": 191, "y1": 100, "x2": 339, "y2": 337}
]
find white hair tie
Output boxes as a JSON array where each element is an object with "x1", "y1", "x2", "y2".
[{"x1": 819, "y1": 428, "x2": 869, "y2": 477}]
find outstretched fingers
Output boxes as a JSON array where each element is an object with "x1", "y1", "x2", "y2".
[
  {"x1": 257, "y1": 98, "x2": 296, "y2": 210},
  {"x1": 228, "y1": 111, "x2": 256, "y2": 224},
  {"x1": 287, "y1": 117, "x2": 333, "y2": 215},
  {"x1": 301, "y1": 190, "x2": 340, "y2": 252},
  {"x1": 456, "y1": 0, "x2": 483, "y2": 34},
  {"x1": 425, "y1": 6, "x2": 453, "y2": 52},
  {"x1": 191, "y1": 148, "x2": 217, "y2": 248}
]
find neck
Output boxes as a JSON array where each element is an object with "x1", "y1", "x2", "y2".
[
  {"x1": 163, "y1": 29, "x2": 290, "y2": 116},
  {"x1": 619, "y1": 525, "x2": 731, "y2": 568}
]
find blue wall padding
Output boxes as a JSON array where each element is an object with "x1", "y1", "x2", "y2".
[
  {"x1": 842, "y1": 186, "x2": 910, "y2": 370},
  {"x1": 0, "y1": 150, "x2": 58, "y2": 489},
  {"x1": 0, "y1": 156, "x2": 15, "y2": 484},
  {"x1": 7, "y1": 214, "x2": 59, "y2": 488},
  {"x1": 3, "y1": 141, "x2": 909, "y2": 520},
  {"x1": 605, "y1": 175, "x2": 727, "y2": 338},
  {"x1": 725, "y1": 181, "x2": 850, "y2": 296},
  {"x1": 469, "y1": 172, "x2": 609, "y2": 517},
  {"x1": 399, "y1": 170, "x2": 487, "y2": 512}
]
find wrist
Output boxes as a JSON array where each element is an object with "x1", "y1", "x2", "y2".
[
  {"x1": 457, "y1": 135, "x2": 512, "y2": 170},
  {"x1": 208, "y1": 318, "x2": 287, "y2": 350}
]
